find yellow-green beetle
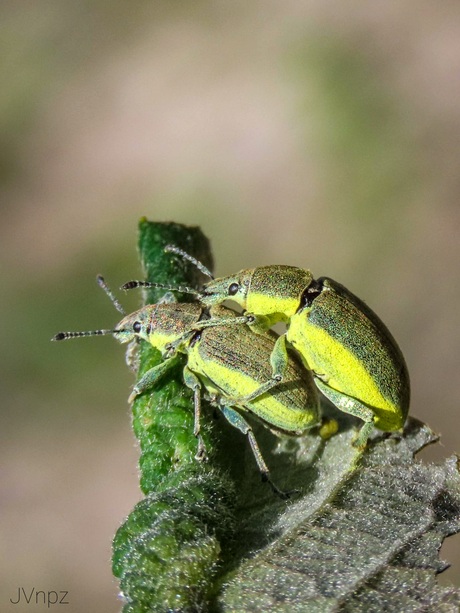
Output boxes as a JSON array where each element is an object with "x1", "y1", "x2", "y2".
[
  {"x1": 125, "y1": 248, "x2": 410, "y2": 448},
  {"x1": 53, "y1": 279, "x2": 320, "y2": 496}
]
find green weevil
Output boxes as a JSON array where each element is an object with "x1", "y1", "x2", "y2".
[
  {"x1": 124, "y1": 247, "x2": 410, "y2": 448},
  {"x1": 52, "y1": 277, "x2": 321, "y2": 496}
]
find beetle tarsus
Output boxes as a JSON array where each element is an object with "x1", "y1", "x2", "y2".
[
  {"x1": 261, "y1": 473, "x2": 298, "y2": 500},
  {"x1": 195, "y1": 436, "x2": 208, "y2": 462}
]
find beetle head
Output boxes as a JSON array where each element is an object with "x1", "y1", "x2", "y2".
[
  {"x1": 200, "y1": 269, "x2": 253, "y2": 308},
  {"x1": 114, "y1": 303, "x2": 203, "y2": 354},
  {"x1": 113, "y1": 307, "x2": 154, "y2": 344}
]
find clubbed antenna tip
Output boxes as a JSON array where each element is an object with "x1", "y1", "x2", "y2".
[{"x1": 51, "y1": 329, "x2": 115, "y2": 341}]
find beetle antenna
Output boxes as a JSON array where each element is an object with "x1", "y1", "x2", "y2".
[
  {"x1": 164, "y1": 245, "x2": 214, "y2": 280},
  {"x1": 51, "y1": 329, "x2": 116, "y2": 341},
  {"x1": 121, "y1": 280, "x2": 201, "y2": 296},
  {"x1": 52, "y1": 276, "x2": 126, "y2": 342},
  {"x1": 97, "y1": 275, "x2": 126, "y2": 315}
]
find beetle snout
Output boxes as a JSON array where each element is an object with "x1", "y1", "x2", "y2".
[{"x1": 200, "y1": 288, "x2": 218, "y2": 304}]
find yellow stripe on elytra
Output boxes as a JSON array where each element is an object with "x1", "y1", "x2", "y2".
[
  {"x1": 187, "y1": 347, "x2": 315, "y2": 433},
  {"x1": 288, "y1": 324, "x2": 399, "y2": 427}
]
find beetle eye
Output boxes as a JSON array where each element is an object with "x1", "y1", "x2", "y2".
[
  {"x1": 228, "y1": 282, "x2": 239, "y2": 296},
  {"x1": 133, "y1": 321, "x2": 142, "y2": 333}
]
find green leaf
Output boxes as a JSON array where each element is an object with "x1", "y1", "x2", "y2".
[
  {"x1": 113, "y1": 220, "x2": 460, "y2": 612},
  {"x1": 219, "y1": 420, "x2": 460, "y2": 612}
]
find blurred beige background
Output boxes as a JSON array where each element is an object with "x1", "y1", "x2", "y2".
[{"x1": 2, "y1": 2, "x2": 460, "y2": 611}]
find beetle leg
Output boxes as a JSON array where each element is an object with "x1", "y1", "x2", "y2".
[
  {"x1": 352, "y1": 421, "x2": 375, "y2": 450},
  {"x1": 270, "y1": 334, "x2": 290, "y2": 380},
  {"x1": 314, "y1": 379, "x2": 375, "y2": 449},
  {"x1": 193, "y1": 314, "x2": 254, "y2": 331},
  {"x1": 192, "y1": 309, "x2": 272, "y2": 334},
  {"x1": 244, "y1": 313, "x2": 273, "y2": 334},
  {"x1": 224, "y1": 375, "x2": 283, "y2": 405},
  {"x1": 183, "y1": 366, "x2": 207, "y2": 461},
  {"x1": 223, "y1": 334, "x2": 290, "y2": 404},
  {"x1": 128, "y1": 355, "x2": 180, "y2": 403},
  {"x1": 219, "y1": 405, "x2": 292, "y2": 499},
  {"x1": 163, "y1": 329, "x2": 195, "y2": 358}
]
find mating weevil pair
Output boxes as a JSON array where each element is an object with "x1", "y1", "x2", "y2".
[
  {"x1": 54, "y1": 248, "x2": 410, "y2": 496},
  {"x1": 125, "y1": 245, "x2": 410, "y2": 450},
  {"x1": 53, "y1": 277, "x2": 320, "y2": 497}
]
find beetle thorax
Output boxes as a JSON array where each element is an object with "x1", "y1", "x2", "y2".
[{"x1": 247, "y1": 266, "x2": 313, "y2": 319}]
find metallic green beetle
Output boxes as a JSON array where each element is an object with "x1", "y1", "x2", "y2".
[
  {"x1": 124, "y1": 247, "x2": 410, "y2": 448},
  {"x1": 53, "y1": 279, "x2": 320, "y2": 496}
]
